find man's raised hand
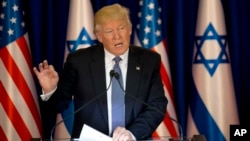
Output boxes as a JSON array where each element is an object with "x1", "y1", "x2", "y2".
[{"x1": 33, "y1": 60, "x2": 59, "y2": 93}]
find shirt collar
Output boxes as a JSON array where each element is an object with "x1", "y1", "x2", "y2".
[{"x1": 104, "y1": 48, "x2": 129, "y2": 64}]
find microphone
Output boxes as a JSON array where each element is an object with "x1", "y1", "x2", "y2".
[
  {"x1": 110, "y1": 69, "x2": 119, "y2": 79},
  {"x1": 50, "y1": 70, "x2": 115, "y2": 140},
  {"x1": 112, "y1": 71, "x2": 184, "y2": 141}
]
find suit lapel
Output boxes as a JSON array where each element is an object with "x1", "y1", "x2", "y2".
[
  {"x1": 125, "y1": 47, "x2": 142, "y2": 124},
  {"x1": 89, "y1": 45, "x2": 109, "y2": 126}
]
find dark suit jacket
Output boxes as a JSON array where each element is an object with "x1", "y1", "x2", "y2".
[{"x1": 47, "y1": 44, "x2": 168, "y2": 139}]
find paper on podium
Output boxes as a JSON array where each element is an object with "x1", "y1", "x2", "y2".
[{"x1": 79, "y1": 124, "x2": 112, "y2": 141}]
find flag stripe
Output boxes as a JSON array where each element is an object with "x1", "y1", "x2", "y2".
[
  {"x1": 152, "y1": 131, "x2": 159, "y2": 137},
  {"x1": 160, "y1": 61, "x2": 173, "y2": 100},
  {"x1": 163, "y1": 112, "x2": 178, "y2": 137},
  {"x1": 0, "y1": 126, "x2": 8, "y2": 141},
  {"x1": 9, "y1": 36, "x2": 42, "y2": 129},
  {"x1": 152, "y1": 44, "x2": 179, "y2": 137},
  {"x1": 151, "y1": 47, "x2": 173, "y2": 99},
  {"x1": 16, "y1": 35, "x2": 33, "y2": 70},
  {"x1": 154, "y1": 48, "x2": 178, "y2": 137},
  {"x1": 0, "y1": 104, "x2": 21, "y2": 141},
  {"x1": 0, "y1": 82, "x2": 32, "y2": 140},
  {"x1": 190, "y1": 89, "x2": 224, "y2": 140},
  {"x1": 0, "y1": 105, "x2": 21, "y2": 141},
  {"x1": 0, "y1": 42, "x2": 42, "y2": 135},
  {"x1": 151, "y1": 45, "x2": 175, "y2": 110}
]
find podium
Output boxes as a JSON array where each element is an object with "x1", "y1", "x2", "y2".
[
  {"x1": 32, "y1": 136, "x2": 200, "y2": 141},
  {"x1": 38, "y1": 139, "x2": 190, "y2": 141},
  {"x1": 32, "y1": 135, "x2": 206, "y2": 141}
]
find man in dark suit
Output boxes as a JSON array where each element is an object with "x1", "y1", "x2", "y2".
[{"x1": 33, "y1": 3, "x2": 167, "y2": 141}]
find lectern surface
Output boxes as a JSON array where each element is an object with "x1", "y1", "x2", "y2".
[{"x1": 40, "y1": 136, "x2": 191, "y2": 141}]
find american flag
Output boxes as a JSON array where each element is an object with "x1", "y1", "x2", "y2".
[
  {"x1": 134, "y1": 0, "x2": 179, "y2": 138},
  {"x1": 0, "y1": 0, "x2": 42, "y2": 140},
  {"x1": 187, "y1": 0, "x2": 239, "y2": 140}
]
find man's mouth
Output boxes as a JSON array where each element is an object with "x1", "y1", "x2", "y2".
[{"x1": 115, "y1": 43, "x2": 123, "y2": 48}]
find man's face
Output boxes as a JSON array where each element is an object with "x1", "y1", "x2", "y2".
[{"x1": 96, "y1": 18, "x2": 132, "y2": 56}]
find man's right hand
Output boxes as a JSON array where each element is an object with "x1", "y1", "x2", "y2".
[{"x1": 33, "y1": 60, "x2": 59, "y2": 94}]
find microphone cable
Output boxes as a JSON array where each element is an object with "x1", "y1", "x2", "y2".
[{"x1": 113, "y1": 71, "x2": 184, "y2": 140}]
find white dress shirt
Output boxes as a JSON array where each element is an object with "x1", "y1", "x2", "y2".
[{"x1": 104, "y1": 48, "x2": 128, "y2": 135}]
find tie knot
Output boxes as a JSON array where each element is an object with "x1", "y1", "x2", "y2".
[{"x1": 113, "y1": 56, "x2": 121, "y2": 64}]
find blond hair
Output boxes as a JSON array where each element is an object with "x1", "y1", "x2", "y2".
[{"x1": 94, "y1": 3, "x2": 132, "y2": 33}]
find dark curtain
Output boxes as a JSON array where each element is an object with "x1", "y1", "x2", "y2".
[{"x1": 24, "y1": 0, "x2": 250, "y2": 138}]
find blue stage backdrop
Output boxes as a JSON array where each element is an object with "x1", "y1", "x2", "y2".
[{"x1": 23, "y1": 0, "x2": 250, "y2": 139}]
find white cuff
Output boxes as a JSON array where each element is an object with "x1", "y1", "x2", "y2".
[{"x1": 40, "y1": 87, "x2": 57, "y2": 101}]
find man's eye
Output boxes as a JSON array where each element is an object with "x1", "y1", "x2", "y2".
[{"x1": 106, "y1": 30, "x2": 112, "y2": 33}]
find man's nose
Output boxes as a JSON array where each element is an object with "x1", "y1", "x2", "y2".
[{"x1": 113, "y1": 31, "x2": 121, "y2": 40}]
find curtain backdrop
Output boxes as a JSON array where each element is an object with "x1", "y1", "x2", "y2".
[{"x1": 24, "y1": 0, "x2": 250, "y2": 138}]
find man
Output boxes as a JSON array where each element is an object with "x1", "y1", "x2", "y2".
[{"x1": 33, "y1": 3, "x2": 167, "y2": 141}]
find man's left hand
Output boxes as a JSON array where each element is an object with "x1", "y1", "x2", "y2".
[{"x1": 112, "y1": 126, "x2": 134, "y2": 141}]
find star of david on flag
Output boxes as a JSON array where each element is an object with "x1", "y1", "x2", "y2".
[
  {"x1": 194, "y1": 23, "x2": 229, "y2": 76},
  {"x1": 63, "y1": 0, "x2": 97, "y2": 61},
  {"x1": 66, "y1": 27, "x2": 97, "y2": 53}
]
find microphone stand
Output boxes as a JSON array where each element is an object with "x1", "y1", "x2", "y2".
[{"x1": 50, "y1": 70, "x2": 115, "y2": 141}]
